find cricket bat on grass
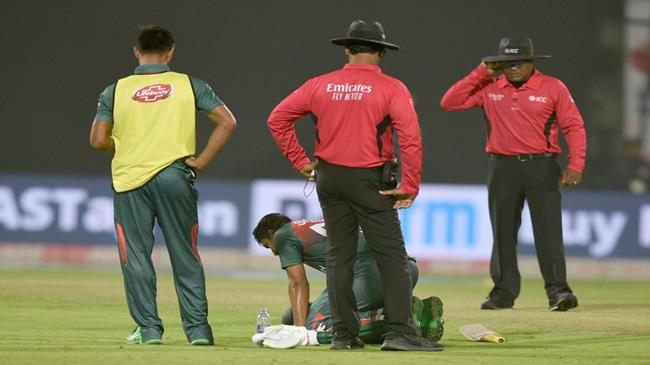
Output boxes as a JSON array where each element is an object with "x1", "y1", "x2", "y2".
[{"x1": 459, "y1": 323, "x2": 505, "y2": 343}]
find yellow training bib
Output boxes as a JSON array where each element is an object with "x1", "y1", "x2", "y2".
[{"x1": 112, "y1": 72, "x2": 196, "y2": 192}]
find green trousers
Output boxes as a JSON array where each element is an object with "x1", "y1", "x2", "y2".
[{"x1": 113, "y1": 160, "x2": 213, "y2": 343}]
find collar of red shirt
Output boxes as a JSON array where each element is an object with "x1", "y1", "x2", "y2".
[
  {"x1": 343, "y1": 63, "x2": 382, "y2": 73},
  {"x1": 496, "y1": 69, "x2": 543, "y2": 90}
]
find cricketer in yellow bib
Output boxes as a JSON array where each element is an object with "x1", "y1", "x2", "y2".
[
  {"x1": 90, "y1": 25, "x2": 236, "y2": 346},
  {"x1": 112, "y1": 71, "x2": 196, "y2": 192}
]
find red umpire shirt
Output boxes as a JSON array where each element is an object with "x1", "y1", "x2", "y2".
[
  {"x1": 268, "y1": 63, "x2": 423, "y2": 195},
  {"x1": 440, "y1": 65, "x2": 586, "y2": 173}
]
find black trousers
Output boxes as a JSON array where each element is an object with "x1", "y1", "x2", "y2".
[
  {"x1": 316, "y1": 160, "x2": 419, "y2": 340},
  {"x1": 487, "y1": 155, "x2": 573, "y2": 302}
]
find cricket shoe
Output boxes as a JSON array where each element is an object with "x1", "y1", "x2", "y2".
[
  {"x1": 330, "y1": 336, "x2": 365, "y2": 350},
  {"x1": 549, "y1": 292, "x2": 578, "y2": 312},
  {"x1": 411, "y1": 296, "x2": 424, "y2": 329},
  {"x1": 191, "y1": 338, "x2": 213, "y2": 346},
  {"x1": 421, "y1": 296, "x2": 444, "y2": 343},
  {"x1": 381, "y1": 333, "x2": 443, "y2": 352},
  {"x1": 125, "y1": 326, "x2": 162, "y2": 345},
  {"x1": 480, "y1": 296, "x2": 514, "y2": 310}
]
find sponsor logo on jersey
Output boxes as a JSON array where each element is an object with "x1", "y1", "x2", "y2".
[
  {"x1": 528, "y1": 95, "x2": 548, "y2": 103},
  {"x1": 326, "y1": 83, "x2": 372, "y2": 101},
  {"x1": 488, "y1": 93, "x2": 505, "y2": 101},
  {"x1": 132, "y1": 84, "x2": 174, "y2": 103}
]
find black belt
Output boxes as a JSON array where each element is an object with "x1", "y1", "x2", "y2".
[{"x1": 489, "y1": 152, "x2": 557, "y2": 161}]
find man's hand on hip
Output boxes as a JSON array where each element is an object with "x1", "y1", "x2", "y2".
[
  {"x1": 561, "y1": 168, "x2": 582, "y2": 187},
  {"x1": 300, "y1": 160, "x2": 319, "y2": 180},
  {"x1": 185, "y1": 157, "x2": 206, "y2": 172},
  {"x1": 379, "y1": 188, "x2": 416, "y2": 209}
]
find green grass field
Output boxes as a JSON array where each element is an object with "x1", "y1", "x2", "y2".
[{"x1": 0, "y1": 269, "x2": 648, "y2": 365}]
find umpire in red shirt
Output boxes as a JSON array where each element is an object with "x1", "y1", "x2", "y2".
[
  {"x1": 268, "y1": 20, "x2": 441, "y2": 351},
  {"x1": 441, "y1": 38, "x2": 586, "y2": 311}
]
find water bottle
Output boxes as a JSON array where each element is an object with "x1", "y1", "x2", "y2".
[{"x1": 256, "y1": 307, "x2": 271, "y2": 333}]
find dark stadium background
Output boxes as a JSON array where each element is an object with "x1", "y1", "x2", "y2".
[{"x1": 0, "y1": 0, "x2": 623, "y2": 189}]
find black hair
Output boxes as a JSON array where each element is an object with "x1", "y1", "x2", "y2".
[
  {"x1": 347, "y1": 43, "x2": 385, "y2": 56},
  {"x1": 136, "y1": 25, "x2": 175, "y2": 54},
  {"x1": 252, "y1": 213, "x2": 291, "y2": 245}
]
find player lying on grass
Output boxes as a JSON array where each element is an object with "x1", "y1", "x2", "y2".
[{"x1": 252, "y1": 213, "x2": 444, "y2": 346}]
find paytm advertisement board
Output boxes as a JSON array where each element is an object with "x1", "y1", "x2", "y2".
[
  {"x1": 0, "y1": 175, "x2": 251, "y2": 248},
  {"x1": 518, "y1": 191, "x2": 650, "y2": 258},
  {"x1": 398, "y1": 185, "x2": 492, "y2": 260}
]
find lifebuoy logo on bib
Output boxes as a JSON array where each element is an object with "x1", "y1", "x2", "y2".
[{"x1": 132, "y1": 84, "x2": 174, "y2": 103}]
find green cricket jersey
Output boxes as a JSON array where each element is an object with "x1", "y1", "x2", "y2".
[{"x1": 273, "y1": 219, "x2": 372, "y2": 272}]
